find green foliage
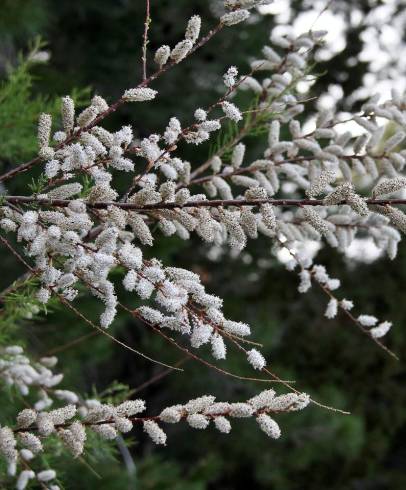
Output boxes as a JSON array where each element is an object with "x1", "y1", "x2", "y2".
[
  {"x1": 0, "y1": 37, "x2": 54, "y2": 164},
  {"x1": 27, "y1": 173, "x2": 49, "y2": 195},
  {"x1": 0, "y1": 275, "x2": 54, "y2": 337},
  {"x1": 0, "y1": 37, "x2": 89, "y2": 168},
  {"x1": 79, "y1": 175, "x2": 95, "y2": 199},
  {"x1": 209, "y1": 119, "x2": 240, "y2": 162}
]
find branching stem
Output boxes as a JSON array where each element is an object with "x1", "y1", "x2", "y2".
[{"x1": 3, "y1": 195, "x2": 406, "y2": 210}]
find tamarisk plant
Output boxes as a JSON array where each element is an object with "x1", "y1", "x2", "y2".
[
  {"x1": 0, "y1": 0, "x2": 405, "y2": 487},
  {"x1": 0, "y1": 343, "x2": 308, "y2": 488}
]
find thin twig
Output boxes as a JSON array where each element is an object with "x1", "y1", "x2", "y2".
[
  {"x1": 3, "y1": 195, "x2": 406, "y2": 210},
  {"x1": 278, "y1": 238, "x2": 399, "y2": 361},
  {"x1": 56, "y1": 293, "x2": 184, "y2": 372},
  {"x1": 0, "y1": 22, "x2": 224, "y2": 184},
  {"x1": 221, "y1": 319, "x2": 350, "y2": 415},
  {"x1": 12, "y1": 399, "x2": 316, "y2": 434},
  {"x1": 317, "y1": 280, "x2": 399, "y2": 361},
  {"x1": 142, "y1": 0, "x2": 151, "y2": 81},
  {"x1": 0, "y1": 233, "x2": 182, "y2": 372},
  {"x1": 121, "y1": 302, "x2": 289, "y2": 384}
]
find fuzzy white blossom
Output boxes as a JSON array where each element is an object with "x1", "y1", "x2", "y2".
[
  {"x1": 154, "y1": 45, "x2": 171, "y2": 66},
  {"x1": 16, "y1": 470, "x2": 35, "y2": 490},
  {"x1": 61, "y1": 96, "x2": 75, "y2": 132},
  {"x1": 37, "y1": 113, "x2": 52, "y2": 150},
  {"x1": 304, "y1": 207, "x2": 331, "y2": 237},
  {"x1": 185, "y1": 15, "x2": 201, "y2": 43},
  {"x1": 358, "y1": 315, "x2": 378, "y2": 327},
  {"x1": 170, "y1": 40, "x2": 193, "y2": 63},
  {"x1": 372, "y1": 178, "x2": 406, "y2": 198},
  {"x1": 370, "y1": 321, "x2": 392, "y2": 339},
  {"x1": 221, "y1": 101, "x2": 242, "y2": 122},
  {"x1": 256, "y1": 414, "x2": 281, "y2": 439},
  {"x1": 143, "y1": 421, "x2": 167, "y2": 445},
  {"x1": 247, "y1": 349, "x2": 266, "y2": 370},
  {"x1": 224, "y1": 66, "x2": 238, "y2": 88},
  {"x1": 325, "y1": 298, "x2": 338, "y2": 319},
  {"x1": 221, "y1": 9, "x2": 250, "y2": 26},
  {"x1": 123, "y1": 87, "x2": 158, "y2": 102},
  {"x1": 214, "y1": 416, "x2": 231, "y2": 433},
  {"x1": 37, "y1": 470, "x2": 57, "y2": 482},
  {"x1": 187, "y1": 413, "x2": 210, "y2": 429},
  {"x1": 223, "y1": 320, "x2": 251, "y2": 337}
]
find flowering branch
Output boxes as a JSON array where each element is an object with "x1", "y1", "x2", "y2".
[
  {"x1": 0, "y1": 1, "x2": 405, "y2": 486},
  {"x1": 0, "y1": 21, "x2": 225, "y2": 184},
  {"x1": 3, "y1": 195, "x2": 406, "y2": 210},
  {"x1": 278, "y1": 238, "x2": 398, "y2": 359}
]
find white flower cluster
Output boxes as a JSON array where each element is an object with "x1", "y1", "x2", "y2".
[
  {"x1": 158, "y1": 390, "x2": 309, "y2": 441},
  {"x1": 221, "y1": 1, "x2": 274, "y2": 26},
  {"x1": 0, "y1": 345, "x2": 151, "y2": 487},
  {"x1": 153, "y1": 14, "x2": 201, "y2": 67},
  {"x1": 0, "y1": 345, "x2": 72, "y2": 409},
  {"x1": 0, "y1": 389, "x2": 309, "y2": 480},
  {"x1": 357, "y1": 316, "x2": 392, "y2": 339},
  {"x1": 2, "y1": 7, "x2": 406, "y2": 487},
  {"x1": 1, "y1": 398, "x2": 145, "y2": 487},
  {"x1": 0, "y1": 345, "x2": 80, "y2": 488},
  {"x1": 134, "y1": 265, "x2": 269, "y2": 367},
  {"x1": 1, "y1": 20, "x2": 401, "y2": 385},
  {"x1": 35, "y1": 95, "x2": 136, "y2": 182},
  {"x1": 295, "y1": 261, "x2": 392, "y2": 340}
]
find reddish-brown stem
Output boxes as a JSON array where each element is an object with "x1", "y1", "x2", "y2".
[
  {"x1": 0, "y1": 22, "x2": 224, "y2": 184},
  {"x1": 121, "y1": 65, "x2": 260, "y2": 200},
  {"x1": 12, "y1": 402, "x2": 302, "y2": 435},
  {"x1": 120, "y1": 302, "x2": 282, "y2": 384},
  {"x1": 142, "y1": 0, "x2": 151, "y2": 81},
  {"x1": 0, "y1": 98, "x2": 125, "y2": 183},
  {"x1": 3, "y1": 195, "x2": 406, "y2": 210},
  {"x1": 0, "y1": 233, "x2": 182, "y2": 371},
  {"x1": 278, "y1": 239, "x2": 399, "y2": 361},
  {"x1": 316, "y1": 280, "x2": 399, "y2": 361}
]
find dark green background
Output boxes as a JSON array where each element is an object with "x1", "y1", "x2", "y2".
[{"x1": 0, "y1": 1, "x2": 405, "y2": 489}]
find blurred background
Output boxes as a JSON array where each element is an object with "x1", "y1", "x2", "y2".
[{"x1": 1, "y1": 0, "x2": 406, "y2": 488}]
